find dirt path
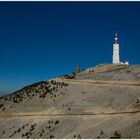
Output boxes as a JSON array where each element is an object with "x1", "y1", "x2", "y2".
[
  {"x1": 55, "y1": 79, "x2": 140, "y2": 86},
  {"x1": 1, "y1": 110, "x2": 140, "y2": 117}
]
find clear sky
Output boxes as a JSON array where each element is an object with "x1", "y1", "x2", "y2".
[{"x1": 1, "y1": 2, "x2": 140, "y2": 94}]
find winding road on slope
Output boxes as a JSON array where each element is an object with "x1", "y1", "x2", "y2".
[
  {"x1": 1, "y1": 110, "x2": 140, "y2": 117},
  {"x1": 55, "y1": 78, "x2": 140, "y2": 86}
]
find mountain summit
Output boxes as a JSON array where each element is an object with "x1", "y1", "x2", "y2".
[{"x1": 1, "y1": 64, "x2": 140, "y2": 138}]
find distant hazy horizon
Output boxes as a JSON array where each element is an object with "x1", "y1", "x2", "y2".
[{"x1": 1, "y1": 2, "x2": 140, "y2": 94}]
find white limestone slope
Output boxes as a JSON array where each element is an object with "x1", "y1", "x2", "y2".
[{"x1": 0, "y1": 64, "x2": 140, "y2": 138}]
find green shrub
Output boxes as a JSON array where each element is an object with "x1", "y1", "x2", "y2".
[
  {"x1": 100, "y1": 130, "x2": 104, "y2": 135},
  {"x1": 77, "y1": 134, "x2": 82, "y2": 139},
  {"x1": 55, "y1": 120, "x2": 59, "y2": 125},
  {"x1": 110, "y1": 131, "x2": 121, "y2": 139},
  {"x1": 50, "y1": 135, "x2": 54, "y2": 139},
  {"x1": 0, "y1": 104, "x2": 4, "y2": 108},
  {"x1": 17, "y1": 128, "x2": 21, "y2": 133},
  {"x1": 68, "y1": 107, "x2": 71, "y2": 111},
  {"x1": 114, "y1": 131, "x2": 121, "y2": 138},
  {"x1": 2, "y1": 107, "x2": 5, "y2": 110},
  {"x1": 64, "y1": 73, "x2": 76, "y2": 79}
]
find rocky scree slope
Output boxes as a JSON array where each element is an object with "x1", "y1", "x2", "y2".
[{"x1": 1, "y1": 64, "x2": 140, "y2": 138}]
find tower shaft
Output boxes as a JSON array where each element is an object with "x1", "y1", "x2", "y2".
[{"x1": 113, "y1": 33, "x2": 120, "y2": 64}]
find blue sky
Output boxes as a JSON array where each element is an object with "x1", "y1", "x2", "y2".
[{"x1": 0, "y1": 2, "x2": 140, "y2": 94}]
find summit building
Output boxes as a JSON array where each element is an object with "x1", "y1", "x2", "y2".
[
  {"x1": 112, "y1": 33, "x2": 129, "y2": 65},
  {"x1": 113, "y1": 33, "x2": 120, "y2": 64}
]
